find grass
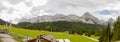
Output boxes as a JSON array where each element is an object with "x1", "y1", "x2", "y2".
[
  {"x1": 8, "y1": 32, "x2": 25, "y2": 42},
  {"x1": 0, "y1": 25, "x2": 96, "y2": 42},
  {"x1": 91, "y1": 35, "x2": 99, "y2": 39}
]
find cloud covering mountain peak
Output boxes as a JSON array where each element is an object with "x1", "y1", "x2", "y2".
[{"x1": 0, "y1": 0, "x2": 120, "y2": 24}]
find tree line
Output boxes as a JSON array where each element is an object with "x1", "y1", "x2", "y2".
[
  {"x1": 0, "y1": 19, "x2": 5, "y2": 25},
  {"x1": 99, "y1": 16, "x2": 120, "y2": 42},
  {"x1": 15, "y1": 21, "x2": 104, "y2": 37}
]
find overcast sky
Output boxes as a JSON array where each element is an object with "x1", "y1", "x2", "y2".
[{"x1": 0, "y1": 0, "x2": 120, "y2": 23}]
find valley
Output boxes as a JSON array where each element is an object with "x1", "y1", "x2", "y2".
[
  {"x1": 0, "y1": 0, "x2": 120, "y2": 42},
  {"x1": 0, "y1": 25, "x2": 98, "y2": 42}
]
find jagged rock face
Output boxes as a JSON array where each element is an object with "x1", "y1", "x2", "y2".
[
  {"x1": 80, "y1": 12, "x2": 102, "y2": 24},
  {"x1": 108, "y1": 18, "x2": 114, "y2": 24},
  {"x1": 66, "y1": 14, "x2": 80, "y2": 21},
  {"x1": 52, "y1": 14, "x2": 67, "y2": 21},
  {"x1": 83, "y1": 19, "x2": 95, "y2": 24},
  {"x1": 20, "y1": 12, "x2": 104, "y2": 24},
  {"x1": 108, "y1": 18, "x2": 114, "y2": 28},
  {"x1": 100, "y1": 20, "x2": 107, "y2": 25},
  {"x1": 25, "y1": 17, "x2": 39, "y2": 23},
  {"x1": 40, "y1": 15, "x2": 53, "y2": 22}
]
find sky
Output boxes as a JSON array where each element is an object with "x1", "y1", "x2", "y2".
[{"x1": 0, "y1": 0, "x2": 120, "y2": 24}]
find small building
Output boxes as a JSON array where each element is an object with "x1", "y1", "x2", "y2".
[
  {"x1": 27, "y1": 34, "x2": 57, "y2": 42},
  {"x1": 27, "y1": 34, "x2": 70, "y2": 42},
  {"x1": 56, "y1": 39, "x2": 70, "y2": 42}
]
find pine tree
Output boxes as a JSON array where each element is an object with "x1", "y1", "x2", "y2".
[
  {"x1": 99, "y1": 24, "x2": 111, "y2": 42},
  {"x1": 99, "y1": 27, "x2": 106, "y2": 42},
  {"x1": 112, "y1": 16, "x2": 120, "y2": 41},
  {"x1": 106, "y1": 24, "x2": 111, "y2": 42}
]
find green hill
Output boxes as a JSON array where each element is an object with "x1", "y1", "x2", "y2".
[
  {"x1": 0, "y1": 25, "x2": 97, "y2": 42},
  {"x1": 16, "y1": 21, "x2": 104, "y2": 36}
]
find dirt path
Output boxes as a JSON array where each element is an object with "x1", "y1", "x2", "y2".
[
  {"x1": 82, "y1": 35, "x2": 99, "y2": 42},
  {"x1": 0, "y1": 34, "x2": 16, "y2": 42}
]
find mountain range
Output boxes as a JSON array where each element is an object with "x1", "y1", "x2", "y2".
[{"x1": 20, "y1": 12, "x2": 114, "y2": 25}]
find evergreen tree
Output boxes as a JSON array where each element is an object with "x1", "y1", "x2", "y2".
[
  {"x1": 112, "y1": 16, "x2": 120, "y2": 41},
  {"x1": 16, "y1": 21, "x2": 103, "y2": 35},
  {"x1": 0, "y1": 19, "x2": 5, "y2": 25},
  {"x1": 99, "y1": 24, "x2": 111, "y2": 42},
  {"x1": 99, "y1": 27, "x2": 106, "y2": 42}
]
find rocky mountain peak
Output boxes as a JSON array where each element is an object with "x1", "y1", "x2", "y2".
[
  {"x1": 20, "y1": 12, "x2": 103, "y2": 24},
  {"x1": 81, "y1": 12, "x2": 97, "y2": 19},
  {"x1": 54, "y1": 14, "x2": 66, "y2": 17},
  {"x1": 80, "y1": 12, "x2": 102, "y2": 24},
  {"x1": 108, "y1": 18, "x2": 114, "y2": 23},
  {"x1": 68, "y1": 14, "x2": 79, "y2": 18},
  {"x1": 83, "y1": 12, "x2": 94, "y2": 17}
]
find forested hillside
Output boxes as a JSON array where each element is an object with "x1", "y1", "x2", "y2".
[
  {"x1": 99, "y1": 16, "x2": 120, "y2": 42},
  {"x1": 16, "y1": 21, "x2": 104, "y2": 36},
  {"x1": 0, "y1": 19, "x2": 5, "y2": 25}
]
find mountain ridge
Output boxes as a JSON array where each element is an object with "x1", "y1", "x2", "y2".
[{"x1": 20, "y1": 12, "x2": 114, "y2": 25}]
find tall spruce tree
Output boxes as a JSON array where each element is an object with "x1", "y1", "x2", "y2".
[
  {"x1": 99, "y1": 24, "x2": 111, "y2": 42},
  {"x1": 112, "y1": 16, "x2": 120, "y2": 41}
]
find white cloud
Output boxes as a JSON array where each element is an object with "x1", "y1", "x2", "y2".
[
  {"x1": 31, "y1": 0, "x2": 47, "y2": 6},
  {"x1": 92, "y1": 2, "x2": 120, "y2": 21},
  {"x1": 0, "y1": 0, "x2": 120, "y2": 24},
  {"x1": 3, "y1": 1, "x2": 32, "y2": 14}
]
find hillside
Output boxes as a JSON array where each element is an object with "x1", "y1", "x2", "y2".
[
  {"x1": 0, "y1": 25, "x2": 97, "y2": 42},
  {"x1": 0, "y1": 19, "x2": 5, "y2": 25},
  {"x1": 16, "y1": 21, "x2": 104, "y2": 36}
]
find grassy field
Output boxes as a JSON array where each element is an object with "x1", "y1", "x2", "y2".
[
  {"x1": 91, "y1": 35, "x2": 99, "y2": 39},
  {"x1": 0, "y1": 25, "x2": 96, "y2": 42}
]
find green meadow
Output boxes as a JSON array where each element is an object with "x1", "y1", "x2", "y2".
[{"x1": 0, "y1": 25, "x2": 97, "y2": 42}]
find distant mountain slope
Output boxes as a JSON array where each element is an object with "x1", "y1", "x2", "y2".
[
  {"x1": 107, "y1": 18, "x2": 114, "y2": 28},
  {"x1": 108, "y1": 18, "x2": 114, "y2": 24},
  {"x1": 19, "y1": 12, "x2": 113, "y2": 25},
  {"x1": 66, "y1": 14, "x2": 80, "y2": 21},
  {"x1": 80, "y1": 12, "x2": 102, "y2": 24}
]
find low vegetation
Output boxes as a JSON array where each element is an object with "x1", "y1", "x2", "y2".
[{"x1": 91, "y1": 35, "x2": 99, "y2": 39}]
